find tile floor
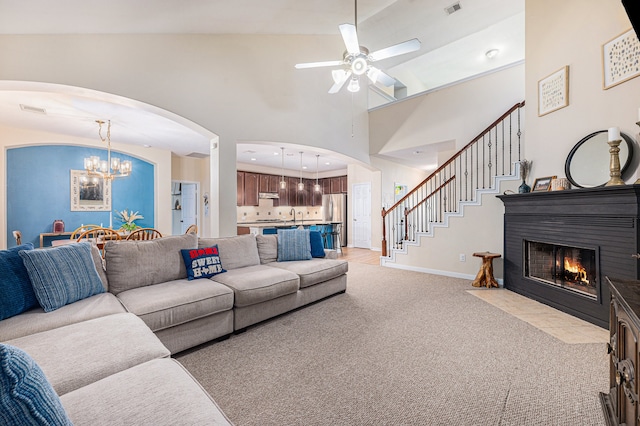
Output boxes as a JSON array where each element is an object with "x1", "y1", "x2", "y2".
[{"x1": 468, "y1": 289, "x2": 610, "y2": 344}]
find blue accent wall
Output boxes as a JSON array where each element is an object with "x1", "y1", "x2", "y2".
[{"x1": 7, "y1": 145, "x2": 155, "y2": 247}]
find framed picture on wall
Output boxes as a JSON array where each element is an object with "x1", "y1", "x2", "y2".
[
  {"x1": 70, "y1": 170, "x2": 111, "y2": 211},
  {"x1": 538, "y1": 66, "x2": 569, "y2": 116},
  {"x1": 603, "y1": 28, "x2": 640, "y2": 89}
]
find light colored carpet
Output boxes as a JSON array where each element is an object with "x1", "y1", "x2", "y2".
[{"x1": 176, "y1": 262, "x2": 608, "y2": 425}]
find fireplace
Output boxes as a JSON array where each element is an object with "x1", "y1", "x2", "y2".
[
  {"x1": 498, "y1": 186, "x2": 640, "y2": 328},
  {"x1": 525, "y1": 241, "x2": 598, "y2": 299}
]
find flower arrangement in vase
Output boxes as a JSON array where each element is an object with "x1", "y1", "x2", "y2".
[
  {"x1": 115, "y1": 209, "x2": 144, "y2": 232},
  {"x1": 518, "y1": 159, "x2": 531, "y2": 193}
]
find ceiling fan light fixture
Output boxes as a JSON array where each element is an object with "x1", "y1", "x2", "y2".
[
  {"x1": 351, "y1": 56, "x2": 368, "y2": 75},
  {"x1": 347, "y1": 77, "x2": 360, "y2": 93},
  {"x1": 366, "y1": 67, "x2": 381, "y2": 84}
]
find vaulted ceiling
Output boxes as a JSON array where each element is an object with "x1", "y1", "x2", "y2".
[{"x1": 0, "y1": 0, "x2": 524, "y2": 172}]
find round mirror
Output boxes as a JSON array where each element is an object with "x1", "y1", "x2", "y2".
[{"x1": 565, "y1": 130, "x2": 634, "y2": 188}]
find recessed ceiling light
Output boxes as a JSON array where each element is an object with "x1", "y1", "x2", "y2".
[
  {"x1": 302, "y1": 166, "x2": 308, "y2": 170},
  {"x1": 244, "y1": 150, "x2": 256, "y2": 154},
  {"x1": 325, "y1": 162, "x2": 331, "y2": 165},
  {"x1": 143, "y1": 144, "x2": 151, "y2": 148},
  {"x1": 274, "y1": 151, "x2": 280, "y2": 155},
  {"x1": 250, "y1": 157, "x2": 257, "y2": 161},
  {"x1": 485, "y1": 49, "x2": 499, "y2": 59}
]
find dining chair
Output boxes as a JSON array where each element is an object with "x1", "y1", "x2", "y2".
[
  {"x1": 76, "y1": 228, "x2": 122, "y2": 257},
  {"x1": 126, "y1": 228, "x2": 163, "y2": 241},
  {"x1": 70, "y1": 224, "x2": 101, "y2": 239},
  {"x1": 12, "y1": 230, "x2": 22, "y2": 246},
  {"x1": 185, "y1": 224, "x2": 198, "y2": 235}
]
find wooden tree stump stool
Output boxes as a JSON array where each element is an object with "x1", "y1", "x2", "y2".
[{"x1": 471, "y1": 252, "x2": 501, "y2": 288}]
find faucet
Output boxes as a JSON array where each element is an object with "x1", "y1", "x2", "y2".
[{"x1": 289, "y1": 208, "x2": 296, "y2": 225}]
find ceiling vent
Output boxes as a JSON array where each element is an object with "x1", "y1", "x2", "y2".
[
  {"x1": 19, "y1": 104, "x2": 47, "y2": 114},
  {"x1": 185, "y1": 152, "x2": 210, "y2": 159},
  {"x1": 444, "y1": 2, "x2": 462, "y2": 15}
]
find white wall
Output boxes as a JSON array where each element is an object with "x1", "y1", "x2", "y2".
[
  {"x1": 369, "y1": 64, "x2": 525, "y2": 156},
  {"x1": 0, "y1": 33, "x2": 371, "y2": 237},
  {"x1": 525, "y1": 0, "x2": 639, "y2": 181}
]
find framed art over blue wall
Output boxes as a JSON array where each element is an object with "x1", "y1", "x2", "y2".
[{"x1": 70, "y1": 170, "x2": 111, "y2": 211}]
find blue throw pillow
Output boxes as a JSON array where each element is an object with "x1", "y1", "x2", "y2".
[
  {"x1": 277, "y1": 229, "x2": 312, "y2": 262},
  {"x1": 181, "y1": 245, "x2": 226, "y2": 280},
  {"x1": 0, "y1": 344, "x2": 73, "y2": 426},
  {"x1": 19, "y1": 242, "x2": 105, "y2": 312},
  {"x1": 309, "y1": 231, "x2": 326, "y2": 258},
  {"x1": 0, "y1": 243, "x2": 37, "y2": 321}
]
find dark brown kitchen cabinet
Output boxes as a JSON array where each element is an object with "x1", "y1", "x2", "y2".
[
  {"x1": 340, "y1": 175, "x2": 348, "y2": 193},
  {"x1": 237, "y1": 172, "x2": 244, "y2": 206},
  {"x1": 322, "y1": 178, "x2": 331, "y2": 195},
  {"x1": 259, "y1": 174, "x2": 279, "y2": 193},
  {"x1": 244, "y1": 172, "x2": 259, "y2": 206},
  {"x1": 330, "y1": 177, "x2": 342, "y2": 194}
]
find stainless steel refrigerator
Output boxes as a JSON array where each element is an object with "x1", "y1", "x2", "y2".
[{"x1": 321, "y1": 194, "x2": 347, "y2": 248}]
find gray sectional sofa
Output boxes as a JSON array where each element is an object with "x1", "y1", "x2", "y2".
[{"x1": 0, "y1": 232, "x2": 348, "y2": 425}]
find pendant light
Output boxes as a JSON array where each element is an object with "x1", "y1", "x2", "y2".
[
  {"x1": 298, "y1": 152, "x2": 305, "y2": 191},
  {"x1": 314, "y1": 155, "x2": 321, "y2": 192},
  {"x1": 279, "y1": 147, "x2": 286, "y2": 190}
]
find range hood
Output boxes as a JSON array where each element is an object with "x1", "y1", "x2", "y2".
[{"x1": 259, "y1": 192, "x2": 280, "y2": 199}]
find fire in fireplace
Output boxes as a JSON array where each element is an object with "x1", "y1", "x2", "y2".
[{"x1": 524, "y1": 241, "x2": 597, "y2": 299}]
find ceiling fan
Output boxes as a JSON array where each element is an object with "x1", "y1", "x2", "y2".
[{"x1": 294, "y1": 0, "x2": 421, "y2": 94}]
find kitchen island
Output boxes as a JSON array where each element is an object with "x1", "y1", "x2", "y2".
[{"x1": 237, "y1": 220, "x2": 341, "y2": 249}]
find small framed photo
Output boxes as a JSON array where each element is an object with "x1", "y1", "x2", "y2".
[
  {"x1": 602, "y1": 28, "x2": 640, "y2": 90},
  {"x1": 532, "y1": 176, "x2": 557, "y2": 192},
  {"x1": 538, "y1": 66, "x2": 569, "y2": 116},
  {"x1": 70, "y1": 170, "x2": 112, "y2": 211}
]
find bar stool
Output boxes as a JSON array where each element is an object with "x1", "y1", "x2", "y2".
[{"x1": 330, "y1": 223, "x2": 342, "y2": 253}]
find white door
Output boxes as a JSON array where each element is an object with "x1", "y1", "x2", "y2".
[
  {"x1": 352, "y1": 182, "x2": 371, "y2": 248},
  {"x1": 181, "y1": 183, "x2": 197, "y2": 234}
]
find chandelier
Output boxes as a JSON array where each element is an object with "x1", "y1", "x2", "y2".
[{"x1": 84, "y1": 119, "x2": 132, "y2": 181}]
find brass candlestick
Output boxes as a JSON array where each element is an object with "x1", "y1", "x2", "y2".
[{"x1": 605, "y1": 139, "x2": 625, "y2": 186}]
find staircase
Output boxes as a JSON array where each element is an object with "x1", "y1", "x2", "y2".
[{"x1": 380, "y1": 101, "x2": 525, "y2": 263}]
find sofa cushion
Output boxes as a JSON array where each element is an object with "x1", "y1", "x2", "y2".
[
  {"x1": 19, "y1": 242, "x2": 105, "y2": 312},
  {"x1": 0, "y1": 243, "x2": 37, "y2": 321},
  {"x1": 6, "y1": 313, "x2": 170, "y2": 396},
  {"x1": 256, "y1": 234, "x2": 278, "y2": 264},
  {"x1": 277, "y1": 229, "x2": 312, "y2": 262},
  {"x1": 115, "y1": 279, "x2": 234, "y2": 332},
  {"x1": 199, "y1": 234, "x2": 260, "y2": 270},
  {"x1": 309, "y1": 231, "x2": 326, "y2": 258},
  {"x1": 0, "y1": 344, "x2": 73, "y2": 426},
  {"x1": 267, "y1": 258, "x2": 349, "y2": 288},
  {"x1": 211, "y1": 265, "x2": 299, "y2": 307},
  {"x1": 105, "y1": 233, "x2": 197, "y2": 295},
  {"x1": 0, "y1": 292, "x2": 126, "y2": 342},
  {"x1": 60, "y1": 359, "x2": 233, "y2": 426},
  {"x1": 181, "y1": 246, "x2": 226, "y2": 280}
]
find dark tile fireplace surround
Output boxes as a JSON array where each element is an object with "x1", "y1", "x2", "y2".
[{"x1": 498, "y1": 186, "x2": 640, "y2": 328}]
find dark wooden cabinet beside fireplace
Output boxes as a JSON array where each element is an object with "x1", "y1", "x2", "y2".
[
  {"x1": 601, "y1": 277, "x2": 640, "y2": 426},
  {"x1": 498, "y1": 186, "x2": 640, "y2": 328}
]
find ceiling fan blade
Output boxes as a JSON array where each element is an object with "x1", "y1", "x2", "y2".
[
  {"x1": 295, "y1": 60, "x2": 344, "y2": 69},
  {"x1": 368, "y1": 67, "x2": 396, "y2": 87},
  {"x1": 329, "y1": 70, "x2": 352, "y2": 94},
  {"x1": 338, "y1": 23, "x2": 360, "y2": 55},
  {"x1": 369, "y1": 38, "x2": 421, "y2": 62}
]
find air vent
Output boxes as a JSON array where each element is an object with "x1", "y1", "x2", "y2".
[
  {"x1": 185, "y1": 152, "x2": 210, "y2": 158},
  {"x1": 445, "y1": 2, "x2": 462, "y2": 15},
  {"x1": 19, "y1": 104, "x2": 47, "y2": 114}
]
